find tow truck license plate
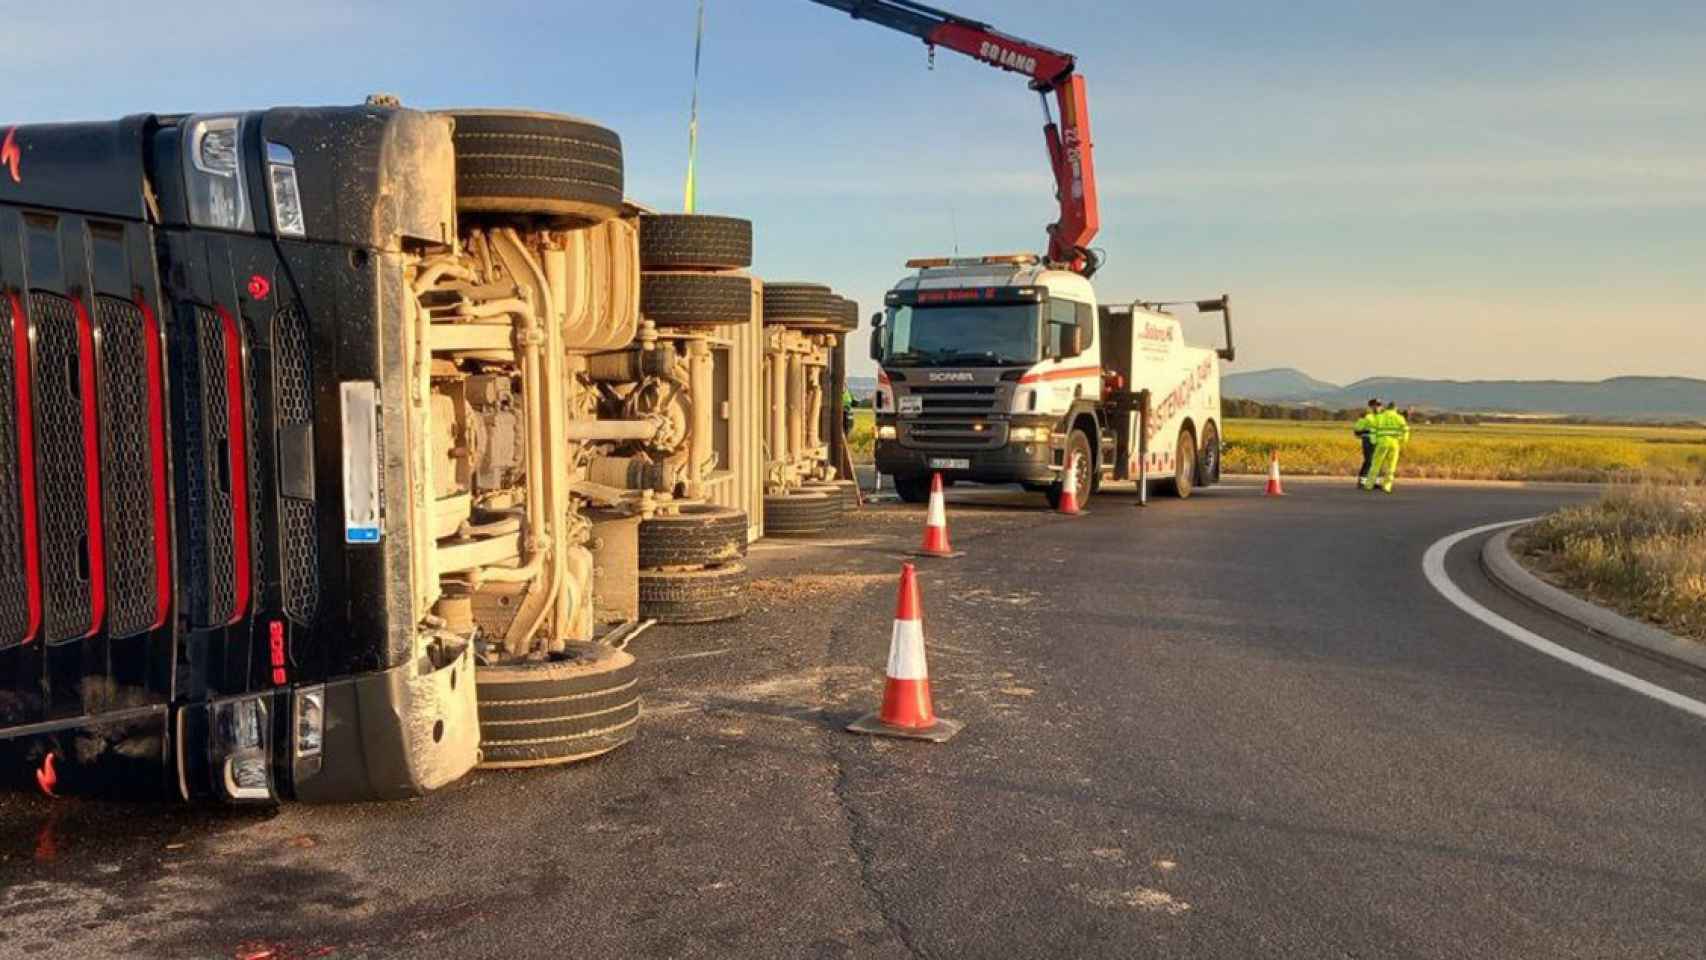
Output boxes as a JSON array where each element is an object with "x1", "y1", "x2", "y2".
[{"x1": 929, "y1": 457, "x2": 970, "y2": 470}]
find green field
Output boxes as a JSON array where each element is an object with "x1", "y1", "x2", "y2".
[
  {"x1": 853, "y1": 410, "x2": 1706, "y2": 483},
  {"x1": 1223, "y1": 418, "x2": 1706, "y2": 483}
]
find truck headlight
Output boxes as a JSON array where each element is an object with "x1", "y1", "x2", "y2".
[
  {"x1": 876, "y1": 425, "x2": 897, "y2": 440},
  {"x1": 183, "y1": 115, "x2": 254, "y2": 232},
  {"x1": 1009, "y1": 426, "x2": 1045, "y2": 442},
  {"x1": 295, "y1": 686, "x2": 325, "y2": 758},
  {"x1": 266, "y1": 142, "x2": 307, "y2": 238}
]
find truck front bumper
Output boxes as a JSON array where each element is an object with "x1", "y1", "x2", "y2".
[{"x1": 874, "y1": 437, "x2": 1057, "y2": 485}]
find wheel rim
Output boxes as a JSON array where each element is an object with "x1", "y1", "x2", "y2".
[
  {"x1": 1203, "y1": 432, "x2": 1219, "y2": 481},
  {"x1": 1179, "y1": 437, "x2": 1195, "y2": 492},
  {"x1": 1073, "y1": 436, "x2": 1093, "y2": 497}
]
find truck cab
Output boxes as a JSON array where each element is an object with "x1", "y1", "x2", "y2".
[{"x1": 870, "y1": 254, "x2": 1231, "y2": 507}]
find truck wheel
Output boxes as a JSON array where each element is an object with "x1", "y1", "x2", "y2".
[
  {"x1": 803, "y1": 480, "x2": 860, "y2": 514},
  {"x1": 763, "y1": 491, "x2": 838, "y2": 536},
  {"x1": 1046, "y1": 429, "x2": 1094, "y2": 509},
  {"x1": 475, "y1": 643, "x2": 639, "y2": 769},
  {"x1": 638, "y1": 214, "x2": 752, "y2": 270},
  {"x1": 1171, "y1": 431, "x2": 1197, "y2": 499},
  {"x1": 762, "y1": 283, "x2": 837, "y2": 325},
  {"x1": 638, "y1": 505, "x2": 748, "y2": 568},
  {"x1": 444, "y1": 110, "x2": 624, "y2": 225},
  {"x1": 1198, "y1": 423, "x2": 1222, "y2": 486},
  {"x1": 638, "y1": 563, "x2": 749, "y2": 623},
  {"x1": 641, "y1": 272, "x2": 754, "y2": 327},
  {"x1": 891, "y1": 473, "x2": 932, "y2": 504}
]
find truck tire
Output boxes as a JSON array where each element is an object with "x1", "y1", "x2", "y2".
[
  {"x1": 444, "y1": 110, "x2": 623, "y2": 225},
  {"x1": 1046, "y1": 429, "x2": 1094, "y2": 509},
  {"x1": 763, "y1": 491, "x2": 838, "y2": 536},
  {"x1": 763, "y1": 283, "x2": 837, "y2": 325},
  {"x1": 638, "y1": 214, "x2": 753, "y2": 270},
  {"x1": 803, "y1": 480, "x2": 859, "y2": 514},
  {"x1": 838, "y1": 297, "x2": 861, "y2": 331},
  {"x1": 641, "y1": 272, "x2": 754, "y2": 327},
  {"x1": 475, "y1": 643, "x2": 639, "y2": 769},
  {"x1": 638, "y1": 563, "x2": 749, "y2": 623},
  {"x1": 890, "y1": 473, "x2": 932, "y2": 504},
  {"x1": 1198, "y1": 422, "x2": 1222, "y2": 486},
  {"x1": 638, "y1": 505, "x2": 748, "y2": 568},
  {"x1": 1163, "y1": 431, "x2": 1197, "y2": 499}
]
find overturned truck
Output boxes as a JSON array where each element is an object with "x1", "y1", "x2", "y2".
[{"x1": 0, "y1": 101, "x2": 673, "y2": 801}]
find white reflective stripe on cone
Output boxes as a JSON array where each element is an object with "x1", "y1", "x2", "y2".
[
  {"x1": 886, "y1": 618, "x2": 929, "y2": 680},
  {"x1": 926, "y1": 492, "x2": 946, "y2": 527}
]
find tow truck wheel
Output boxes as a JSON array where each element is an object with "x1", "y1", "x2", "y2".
[
  {"x1": 1171, "y1": 431, "x2": 1197, "y2": 499},
  {"x1": 444, "y1": 110, "x2": 624, "y2": 225},
  {"x1": 638, "y1": 214, "x2": 753, "y2": 270},
  {"x1": 1045, "y1": 430, "x2": 1094, "y2": 509},
  {"x1": 638, "y1": 563, "x2": 750, "y2": 624},
  {"x1": 638, "y1": 505, "x2": 748, "y2": 568},
  {"x1": 475, "y1": 643, "x2": 640, "y2": 769},
  {"x1": 891, "y1": 473, "x2": 932, "y2": 504},
  {"x1": 1199, "y1": 423, "x2": 1222, "y2": 486},
  {"x1": 763, "y1": 491, "x2": 839, "y2": 536}
]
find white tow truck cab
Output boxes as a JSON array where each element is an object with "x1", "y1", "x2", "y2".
[{"x1": 869, "y1": 254, "x2": 1234, "y2": 507}]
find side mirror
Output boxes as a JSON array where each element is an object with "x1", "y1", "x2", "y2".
[{"x1": 868, "y1": 313, "x2": 884, "y2": 363}]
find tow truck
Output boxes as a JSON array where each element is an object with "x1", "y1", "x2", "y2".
[{"x1": 806, "y1": 1, "x2": 1236, "y2": 507}]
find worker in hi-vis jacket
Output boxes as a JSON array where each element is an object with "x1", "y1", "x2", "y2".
[
  {"x1": 1353, "y1": 398, "x2": 1381, "y2": 490},
  {"x1": 1368, "y1": 402, "x2": 1411, "y2": 493}
]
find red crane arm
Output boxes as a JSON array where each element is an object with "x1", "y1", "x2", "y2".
[{"x1": 805, "y1": 1, "x2": 1101, "y2": 274}]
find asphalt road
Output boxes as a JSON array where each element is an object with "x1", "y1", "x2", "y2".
[{"x1": 4, "y1": 478, "x2": 1706, "y2": 959}]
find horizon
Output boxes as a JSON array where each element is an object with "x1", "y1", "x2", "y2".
[{"x1": 6, "y1": 1, "x2": 1702, "y2": 383}]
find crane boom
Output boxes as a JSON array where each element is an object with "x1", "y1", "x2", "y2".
[{"x1": 804, "y1": 0, "x2": 1100, "y2": 274}]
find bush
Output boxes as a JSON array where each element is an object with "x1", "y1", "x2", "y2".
[{"x1": 1522, "y1": 486, "x2": 1706, "y2": 641}]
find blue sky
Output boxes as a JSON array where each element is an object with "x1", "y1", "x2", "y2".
[{"x1": 8, "y1": 1, "x2": 1703, "y2": 382}]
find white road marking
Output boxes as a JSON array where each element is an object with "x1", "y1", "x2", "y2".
[{"x1": 1423, "y1": 519, "x2": 1706, "y2": 722}]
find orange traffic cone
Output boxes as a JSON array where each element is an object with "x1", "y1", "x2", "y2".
[
  {"x1": 1057, "y1": 451, "x2": 1084, "y2": 515},
  {"x1": 910, "y1": 472, "x2": 964, "y2": 559},
  {"x1": 1265, "y1": 451, "x2": 1286, "y2": 497},
  {"x1": 847, "y1": 563, "x2": 963, "y2": 743}
]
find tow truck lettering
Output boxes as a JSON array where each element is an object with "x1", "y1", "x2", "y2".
[
  {"x1": 928, "y1": 371, "x2": 975, "y2": 382},
  {"x1": 1139, "y1": 322, "x2": 1173, "y2": 343},
  {"x1": 1, "y1": 128, "x2": 20, "y2": 184},
  {"x1": 1145, "y1": 357, "x2": 1218, "y2": 444},
  {"x1": 977, "y1": 41, "x2": 1038, "y2": 74},
  {"x1": 917, "y1": 288, "x2": 988, "y2": 303}
]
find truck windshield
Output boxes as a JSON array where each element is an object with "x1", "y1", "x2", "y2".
[{"x1": 882, "y1": 303, "x2": 1040, "y2": 367}]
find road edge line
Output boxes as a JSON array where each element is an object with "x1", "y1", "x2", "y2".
[
  {"x1": 1423, "y1": 519, "x2": 1706, "y2": 723},
  {"x1": 1481, "y1": 527, "x2": 1706, "y2": 677}
]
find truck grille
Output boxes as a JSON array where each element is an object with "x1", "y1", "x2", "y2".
[
  {"x1": 900, "y1": 418, "x2": 1009, "y2": 451},
  {"x1": 31, "y1": 293, "x2": 104, "y2": 644},
  {"x1": 272, "y1": 305, "x2": 320, "y2": 627},
  {"x1": 908, "y1": 385, "x2": 1002, "y2": 415},
  {"x1": 95, "y1": 296, "x2": 171, "y2": 639},
  {"x1": 178, "y1": 304, "x2": 248, "y2": 629}
]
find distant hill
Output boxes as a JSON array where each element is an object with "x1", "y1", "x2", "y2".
[
  {"x1": 1224, "y1": 369, "x2": 1706, "y2": 422},
  {"x1": 1221, "y1": 368, "x2": 1341, "y2": 401}
]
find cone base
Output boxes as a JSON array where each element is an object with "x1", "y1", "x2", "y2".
[
  {"x1": 847, "y1": 712, "x2": 963, "y2": 743},
  {"x1": 907, "y1": 548, "x2": 965, "y2": 559}
]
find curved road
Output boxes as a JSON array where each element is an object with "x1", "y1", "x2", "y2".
[{"x1": 3, "y1": 480, "x2": 1704, "y2": 959}]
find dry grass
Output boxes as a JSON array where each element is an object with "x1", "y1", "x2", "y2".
[
  {"x1": 1223, "y1": 419, "x2": 1706, "y2": 483},
  {"x1": 1520, "y1": 486, "x2": 1706, "y2": 642}
]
